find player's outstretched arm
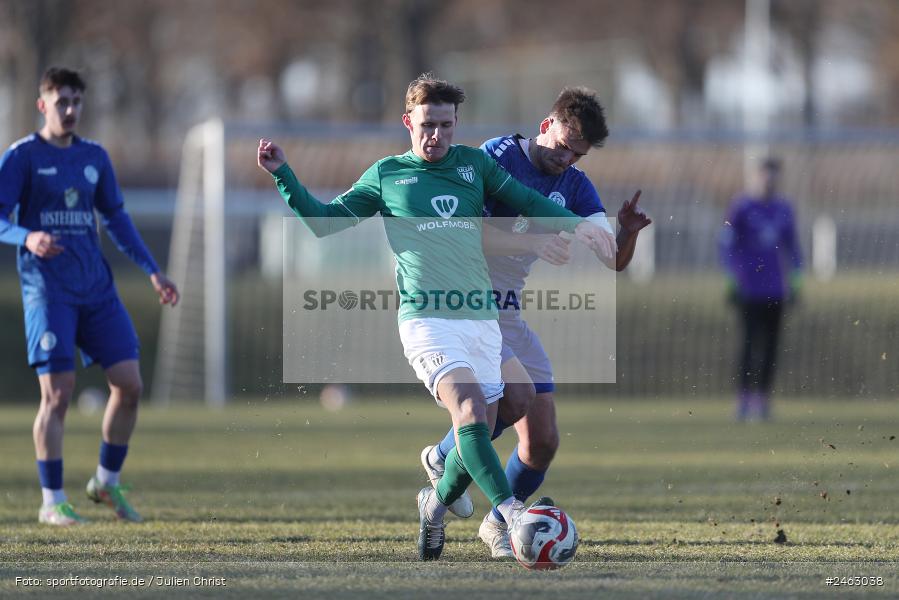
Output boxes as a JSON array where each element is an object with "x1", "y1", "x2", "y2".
[
  {"x1": 150, "y1": 272, "x2": 179, "y2": 307},
  {"x1": 257, "y1": 138, "x2": 286, "y2": 174},
  {"x1": 24, "y1": 231, "x2": 64, "y2": 258},
  {"x1": 614, "y1": 190, "x2": 651, "y2": 271},
  {"x1": 257, "y1": 137, "x2": 380, "y2": 238}
]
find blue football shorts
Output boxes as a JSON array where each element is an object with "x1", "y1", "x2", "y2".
[
  {"x1": 498, "y1": 312, "x2": 554, "y2": 394},
  {"x1": 24, "y1": 295, "x2": 140, "y2": 375}
]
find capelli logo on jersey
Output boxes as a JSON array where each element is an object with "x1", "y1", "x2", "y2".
[
  {"x1": 395, "y1": 177, "x2": 418, "y2": 185},
  {"x1": 37, "y1": 167, "x2": 58, "y2": 176},
  {"x1": 457, "y1": 165, "x2": 475, "y2": 184},
  {"x1": 431, "y1": 195, "x2": 458, "y2": 218}
]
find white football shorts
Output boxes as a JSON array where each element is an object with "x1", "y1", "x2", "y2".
[{"x1": 398, "y1": 317, "x2": 504, "y2": 406}]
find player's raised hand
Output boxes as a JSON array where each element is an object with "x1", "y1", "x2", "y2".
[
  {"x1": 150, "y1": 272, "x2": 180, "y2": 307},
  {"x1": 532, "y1": 233, "x2": 571, "y2": 266},
  {"x1": 25, "y1": 231, "x2": 64, "y2": 258},
  {"x1": 618, "y1": 190, "x2": 651, "y2": 234},
  {"x1": 257, "y1": 138, "x2": 286, "y2": 174},
  {"x1": 573, "y1": 221, "x2": 617, "y2": 264}
]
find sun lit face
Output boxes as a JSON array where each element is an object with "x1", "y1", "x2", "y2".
[
  {"x1": 531, "y1": 117, "x2": 592, "y2": 175},
  {"x1": 38, "y1": 86, "x2": 83, "y2": 140},
  {"x1": 403, "y1": 103, "x2": 456, "y2": 162}
]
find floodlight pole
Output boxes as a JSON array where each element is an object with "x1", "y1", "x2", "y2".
[
  {"x1": 743, "y1": 0, "x2": 771, "y2": 187},
  {"x1": 204, "y1": 119, "x2": 227, "y2": 408}
]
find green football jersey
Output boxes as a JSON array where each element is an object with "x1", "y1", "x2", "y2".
[{"x1": 272, "y1": 144, "x2": 583, "y2": 322}]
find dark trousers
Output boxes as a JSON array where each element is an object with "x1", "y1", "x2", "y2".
[{"x1": 737, "y1": 300, "x2": 784, "y2": 395}]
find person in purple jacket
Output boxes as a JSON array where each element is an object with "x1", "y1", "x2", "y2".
[
  {"x1": 720, "y1": 157, "x2": 802, "y2": 421},
  {"x1": 0, "y1": 67, "x2": 179, "y2": 525}
]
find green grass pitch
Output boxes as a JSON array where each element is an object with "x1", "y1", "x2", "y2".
[{"x1": 1, "y1": 397, "x2": 897, "y2": 598}]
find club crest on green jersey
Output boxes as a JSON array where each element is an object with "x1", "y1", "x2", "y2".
[
  {"x1": 431, "y1": 195, "x2": 458, "y2": 218},
  {"x1": 457, "y1": 165, "x2": 475, "y2": 184},
  {"x1": 64, "y1": 187, "x2": 79, "y2": 209}
]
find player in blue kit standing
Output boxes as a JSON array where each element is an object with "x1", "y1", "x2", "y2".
[
  {"x1": 420, "y1": 87, "x2": 651, "y2": 557},
  {"x1": 720, "y1": 157, "x2": 802, "y2": 421},
  {"x1": 0, "y1": 67, "x2": 179, "y2": 525}
]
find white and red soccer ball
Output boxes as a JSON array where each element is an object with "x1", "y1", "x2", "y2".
[{"x1": 509, "y1": 504, "x2": 578, "y2": 570}]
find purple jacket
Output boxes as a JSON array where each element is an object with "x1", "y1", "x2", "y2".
[{"x1": 720, "y1": 194, "x2": 801, "y2": 301}]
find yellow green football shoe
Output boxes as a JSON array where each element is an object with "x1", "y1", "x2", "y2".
[
  {"x1": 86, "y1": 477, "x2": 143, "y2": 522},
  {"x1": 39, "y1": 502, "x2": 88, "y2": 526}
]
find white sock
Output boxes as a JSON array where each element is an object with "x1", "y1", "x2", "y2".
[
  {"x1": 486, "y1": 510, "x2": 504, "y2": 525},
  {"x1": 424, "y1": 490, "x2": 449, "y2": 522},
  {"x1": 42, "y1": 488, "x2": 67, "y2": 507},
  {"x1": 96, "y1": 465, "x2": 120, "y2": 487},
  {"x1": 496, "y1": 497, "x2": 524, "y2": 524},
  {"x1": 428, "y1": 446, "x2": 444, "y2": 467}
]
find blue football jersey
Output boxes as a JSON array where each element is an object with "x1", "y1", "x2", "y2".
[
  {"x1": 0, "y1": 134, "x2": 158, "y2": 305},
  {"x1": 480, "y1": 134, "x2": 608, "y2": 300}
]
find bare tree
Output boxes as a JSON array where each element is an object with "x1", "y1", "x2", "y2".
[
  {"x1": 774, "y1": 0, "x2": 821, "y2": 129},
  {"x1": 4, "y1": 0, "x2": 73, "y2": 138}
]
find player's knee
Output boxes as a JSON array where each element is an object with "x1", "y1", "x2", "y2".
[
  {"x1": 454, "y1": 396, "x2": 487, "y2": 426},
  {"x1": 458, "y1": 403, "x2": 486, "y2": 425},
  {"x1": 527, "y1": 430, "x2": 559, "y2": 465},
  {"x1": 122, "y1": 379, "x2": 143, "y2": 405},
  {"x1": 131, "y1": 376, "x2": 144, "y2": 399},
  {"x1": 112, "y1": 375, "x2": 143, "y2": 405},
  {"x1": 440, "y1": 378, "x2": 488, "y2": 425},
  {"x1": 499, "y1": 382, "x2": 535, "y2": 424},
  {"x1": 41, "y1": 385, "x2": 73, "y2": 414}
]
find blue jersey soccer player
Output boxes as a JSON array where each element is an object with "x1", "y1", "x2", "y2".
[
  {"x1": 420, "y1": 87, "x2": 651, "y2": 558},
  {"x1": 0, "y1": 68, "x2": 179, "y2": 525}
]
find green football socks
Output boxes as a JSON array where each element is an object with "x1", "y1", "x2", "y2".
[{"x1": 436, "y1": 422, "x2": 513, "y2": 508}]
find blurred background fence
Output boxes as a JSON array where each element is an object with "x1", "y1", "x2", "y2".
[
  {"x1": 3, "y1": 125, "x2": 895, "y2": 402},
  {"x1": 1, "y1": 0, "x2": 897, "y2": 403}
]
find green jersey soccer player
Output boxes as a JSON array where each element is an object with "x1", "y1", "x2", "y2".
[{"x1": 257, "y1": 73, "x2": 615, "y2": 560}]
